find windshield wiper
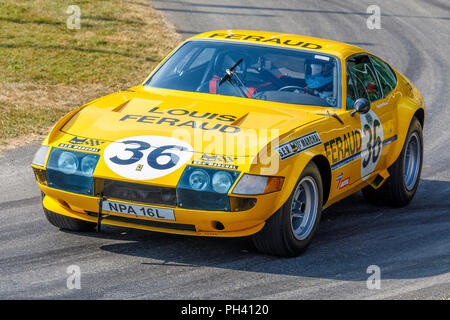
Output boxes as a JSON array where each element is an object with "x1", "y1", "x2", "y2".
[
  {"x1": 218, "y1": 58, "x2": 248, "y2": 97},
  {"x1": 316, "y1": 110, "x2": 344, "y2": 125}
]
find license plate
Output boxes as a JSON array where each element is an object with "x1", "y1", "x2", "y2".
[{"x1": 102, "y1": 200, "x2": 175, "y2": 221}]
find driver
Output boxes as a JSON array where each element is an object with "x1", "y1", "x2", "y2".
[{"x1": 304, "y1": 58, "x2": 334, "y2": 101}]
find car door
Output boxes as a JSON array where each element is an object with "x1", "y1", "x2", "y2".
[{"x1": 342, "y1": 53, "x2": 397, "y2": 183}]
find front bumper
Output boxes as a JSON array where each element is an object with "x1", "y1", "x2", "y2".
[{"x1": 39, "y1": 183, "x2": 279, "y2": 237}]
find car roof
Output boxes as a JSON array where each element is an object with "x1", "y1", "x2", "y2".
[{"x1": 187, "y1": 30, "x2": 366, "y2": 59}]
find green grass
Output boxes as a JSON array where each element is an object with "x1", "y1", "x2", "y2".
[{"x1": 0, "y1": 0, "x2": 180, "y2": 147}]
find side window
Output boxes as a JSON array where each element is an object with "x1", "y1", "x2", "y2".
[
  {"x1": 347, "y1": 55, "x2": 382, "y2": 103},
  {"x1": 369, "y1": 55, "x2": 397, "y2": 97}
]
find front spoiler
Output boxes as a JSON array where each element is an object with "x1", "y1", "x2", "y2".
[{"x1": 42, "y1": 191, "x2": 266, "y2": 237}]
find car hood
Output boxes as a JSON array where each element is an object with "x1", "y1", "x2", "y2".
[{"x1": 60, "y1": 88, "x2": 324, "y2": 157}]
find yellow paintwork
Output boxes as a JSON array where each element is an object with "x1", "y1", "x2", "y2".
[{"x1": 32, "y1": 30, "x2": 425, "y2": 237}]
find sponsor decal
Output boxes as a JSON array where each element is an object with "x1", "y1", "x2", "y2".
[
  {"x1": 200, "y1": 153, "x2": 236, "y2": 164},
  {"x1": 104, "y1": 135, "x2": 193, "y2": 180},
  {"x1": 68, "y1": 136, "x2": 104, "y2": 147},
  {"x1": 329, "y1": 135, "x2": 397, "y2": 171},
  {"x1": 119, "y1": 107, "x2": 240, "y2": 134},
  {"x1": 193, "y1": 153, "x2": 239, "y2": 169},
  {"x1": 324, "y1": 130, "x2": 362, "y2": 167},
  {"x1": 208, "y1": 33, "x2": 323, "y2": 50},
  {"x1": 326, "y1": 97, "x2": 337, "y2": 107},
  {"x1": 275, "y1": 131, "x2": 322, "y2": 160},
  {"x1": 59, "y1": 137, "x2": 105, "y2": 152},
  {"x1": 335, "y1": 172, "x2": 350, "y2": 190},
  {"x1": 58, "y1": 143, "x2": 100, "y2": 153},
  {"x1": 326, "y1": 112, "x2": 396, "y2": 175},
  {"x1": 338, "y1": 177, "x2": 350, "y2": 190},
  {"x1": 192, "y1": 161, "x2": 238, "y2": 170}
]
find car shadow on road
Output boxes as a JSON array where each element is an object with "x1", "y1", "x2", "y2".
[{"x1": 92, "y1": 178, "x2": 450, "y2": 281}]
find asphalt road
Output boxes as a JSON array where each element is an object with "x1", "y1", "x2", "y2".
[{"x1": 1, "y1": 0, "x2": 449, "y2": 300}]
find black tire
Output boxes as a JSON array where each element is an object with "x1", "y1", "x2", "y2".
[
  {"x1": 362, "y1": 117, "x2": 423, "y2": 207},
  {"x1": 252, "y1": 162, "x2": 323, "y2": 257},
  {"x1": 43, "y1": 207, "x2": 96, "y2": 232}
]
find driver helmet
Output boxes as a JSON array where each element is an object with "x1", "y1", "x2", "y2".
[{"x1": 304, "y1": 58, "x2": 333, "y2": 89}]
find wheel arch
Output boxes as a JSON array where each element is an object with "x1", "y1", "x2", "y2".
[
  {"x1": 413, "y1": 107, "x2": 425, "y2": 128},
  {"x1": 259, "y1": 151, "x2": 332, "y2": 218},
  {"x1": 310, "y1": 155, "x2": 332, "y2": 206},
  {"x1": 386, "y1": 101, "x2": 425, "y2": 168}
]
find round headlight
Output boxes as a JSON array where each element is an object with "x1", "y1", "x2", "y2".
[
  {"x1": 188, "y1": 169, "x2": 210, "y2": 191},
  {"x1": 80, "y1": 155, "x2": 98, "y2": 176},
  {"x1": 212, "y1": 171, "x2": 233, "y2": 194},
  {"x1": 57, "y1": 151, "x2": 78, "y2": 175}
]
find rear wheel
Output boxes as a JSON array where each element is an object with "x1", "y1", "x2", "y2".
[
  {"x1": 362, "y1": 117, "x2": 423, "y2": 207},
  {"x1": 252, "y1": 162, "x2": 323, "y2": 257}
]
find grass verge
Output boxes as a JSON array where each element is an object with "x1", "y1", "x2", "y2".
[{"x1": 0, "y1": 0, "x2": 181, "y2": 151}]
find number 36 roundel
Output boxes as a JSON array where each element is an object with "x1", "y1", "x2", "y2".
[
  {"x1": 360, "y1": 110, "x2": 384, "y2": 178},
  {"x1": 104, "y1": 136, "x2": 193, "y2": 180}
]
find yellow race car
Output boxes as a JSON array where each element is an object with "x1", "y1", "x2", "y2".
[{"x1": 31, "y1": 30, "x2": 425, "y2": 257}]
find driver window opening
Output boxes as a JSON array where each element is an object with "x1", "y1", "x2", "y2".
[{"x1": 346, "y1": 54, "x2": 382, "y2": 104}]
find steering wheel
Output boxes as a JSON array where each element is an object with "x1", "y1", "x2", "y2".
[{"x1": 278, "y1": 86, "x2": 311, "y2": 94}]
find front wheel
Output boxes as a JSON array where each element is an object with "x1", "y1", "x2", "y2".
[
  {"x1": 252, "y1": 162, "x2": 323, "y2": 257},
  {"x1": 362, "y1": 117, "x2": 423, "y2": 207},
  {"x1": 43, "y1": 203, "x2": 96, "y2": 232}
]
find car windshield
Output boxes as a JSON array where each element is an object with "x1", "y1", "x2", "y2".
[{"x1": 145, "y1": 41, "x2": 340, "y2": 108}]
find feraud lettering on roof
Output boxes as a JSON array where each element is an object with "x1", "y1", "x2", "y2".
[{"x1": 207, "y1": 32, "x2": 323, "y2": 50}]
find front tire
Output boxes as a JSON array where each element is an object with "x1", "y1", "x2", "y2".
[
  {"x1": 252, "y1": 162, "x2": 323, "y2": 257},
  {"x1": 43, "y1": 206, "x2": 96, "y2": 232},
  {"x1": 362, "y1": 117, "x2": 423, "y2": 207}
]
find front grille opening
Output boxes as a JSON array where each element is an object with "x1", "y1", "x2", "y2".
[{"x1": 95, "y1": 179, "x2": 177, "y2": 207}]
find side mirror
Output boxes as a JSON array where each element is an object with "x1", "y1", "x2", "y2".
[{"x1": 350, "y1": 98, "x2": 370, "y2": 116}]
